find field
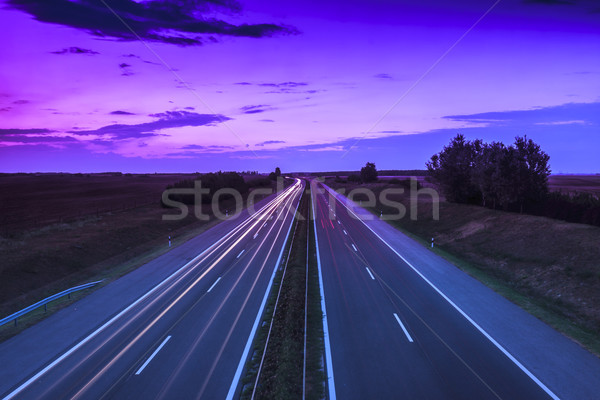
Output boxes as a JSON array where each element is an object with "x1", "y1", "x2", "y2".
[
  {"x1": 548, "y1": 174, "x2": 600, "y2": 195},
  {"x1": 325, "y1": 175, "x2": 600, "y2": 354},
  {"x1": 0, "y1": 173, "x2": 277, "y2": 336}
]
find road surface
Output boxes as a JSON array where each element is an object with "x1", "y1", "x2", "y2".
[
  {"x1": 311, "y1": 179, "x2": 600, "y2": 400},
  {"x1": 0, "y1": 179, "x2": 303, "y2": 400}
]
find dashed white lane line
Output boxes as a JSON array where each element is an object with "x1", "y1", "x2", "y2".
[
  {"x1": 343, "y1": 230, "x2": 347, "y2": 235},
  {"x1": 365, "y1": 267, "x2": 375, "y2": 280},
  {"x1": 393, "y1": 313, "x2": 414, "y2": 343},
  {"x1": 352, "y1": 244, "x2": 357, "y2": 252},
  {"x1": 337, "y1": 220, "x2": 340, "y2": 225},
  {"x1": 253, "y1": 233, "x2": 258, "y2": 239},
  {"x1": 135, "y1": 336, "x2": 172, "y2": 375},
  {"x1": 207, "y1": 277, "x2": 222, "y2": 293},
  {"x1": 237, "y1": 250, "x2": 245, "y2": 258}
]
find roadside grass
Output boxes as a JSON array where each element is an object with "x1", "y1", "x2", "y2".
[
  {"x1": 0, "y1": 180, "x2": 278, "y2": 342},
  {"x1": 239, "y1": 185, "x2": 325, "y2": 400},
  {"x1": 325, "y1": 178, "x2": 600, "y2": 357}
]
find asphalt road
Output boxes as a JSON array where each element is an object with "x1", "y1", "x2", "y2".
[
  {"x1": 0, "y1": 179, "x2": 304, "y2": 400},
  {"x1": 311, "y1": 179, "x2": 600, "y2": 400}
]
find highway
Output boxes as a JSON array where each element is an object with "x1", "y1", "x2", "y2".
[
  {"x1": 0, "y1": 179, "x2": 304, "y2": 400},
  {"x1": 311, "y1": 179, "x2": 558, "y2": 400}
]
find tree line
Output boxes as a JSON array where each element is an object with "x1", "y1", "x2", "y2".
[{"x1": 427, "y1": 134, "x2": 600, "y2": 227}]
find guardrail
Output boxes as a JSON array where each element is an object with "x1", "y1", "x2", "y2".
[{"x1": 0, "y1": 280, "x2": 103, "y2": 328}]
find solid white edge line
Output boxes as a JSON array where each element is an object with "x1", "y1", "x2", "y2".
[
  {"x1": 225, "y1": 181, "x2": 303, "y2": 400},
  {"x1": 207, "y1": 277, "x2": 222, "y2": 293},
  {"x1": 135, "y1": 336, "x2": 171, "y2": 375},
  {"x1": 365, "y1": 267, "x2": 375, "y2": 281},
  {"x1": 312, "y1": 182, "x2": 337, "y2": 400},
  {"x1": 2, "y1": 186, "x2": 295, "y2": 400},
  {"x1": 393, "y1": 313, "x2": 414, "y2": 343},
  {"x1": 351, "y1": 244, "x2": 357, "y2": 252},
  {"x1": 321, "y1": 183, "x2": 560, "y2": 400},
  {"x1": 237, "y1": 249, "x2": 245, "y2": 259}
]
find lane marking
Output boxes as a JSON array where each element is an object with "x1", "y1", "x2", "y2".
[
  {"x1": 320, "y1": 183, "x2": 560, "y2": 400},
  {"x1": 351, "y1": 244, "x2": 357, "y2": 252},
  {"x1": 253, "y1": 233, "x2": 258, "y2": 239},
  {"x1": 207, "y1": 277, "x2": 221, "y2": 293},
  {"x1": 343, "y1": 230, "x2": 347, "y2": 235},
  {"x1": 311, "y1": 185, "x2": 337, "y2": 400},
  {"x1": 393, "y1": 314, "x2": 414, "y2": 343},
  {"x1": 365, "y1": 267, "x2": 375, "y2": 280},
  {"x1": 337, "y1": 220, "x2": 340, "y2": 225},
  {"x1": 237, "y1": 250, "x2": 245, "y2": 259},
  {"x1": 135, "y1": 336, "x2": 171, "y2": 375}
]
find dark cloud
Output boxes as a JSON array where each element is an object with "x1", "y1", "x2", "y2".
[
  {"x1": 12, "y1": 99, "x2": 29, "y2": 105},
  {"x1": 71, "y1": 111, "x2": 232, "y2": 140},
  {"x1": 110, "y1": 110, "x2": 136, "y2": 115},
  {"x1": 523, "y1": 0, "x2": 574, "y2": 4},
  {"x1": 6, "y1": 0, "x2": 297, "y2": 46},
  {"x1": 256, "y1": 140, "x2": 285, "y2": 146},
  {"x1": 374, "y1": 73, "x2": 393, "y2": 80},
  {"x1": 258, "y1": 82, "x2": 307, "y2": 88},
  {"x1": 259, "y1": 119, "x2": 275, "y2": 123},
  {"x1": 119, "y1": 62, "x2": 134, "y2": 76},
  {"x1": 0, "y1": 128, "x2": 55, "y2": 136},
  {"x1": 234, "y1": 82, "x2": 252, "y2": 85},
  {"x1": 240, "y1": 104, "x2": 270, "y2": 114},
  {"x1": 184, "y1": 106, "x2": 195, "y2": 110},
  {"x1": 379, "y1": 130, "x2": 403, "y2": 134},
  {"x1": 51, "y1": 46, "x2": 99, "y2": 55}
]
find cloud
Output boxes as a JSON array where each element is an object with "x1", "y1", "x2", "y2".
[
  {"x1": 240, "y1": 104, "x2": 271, "y2": 114},
  {"x1": 259, "y1": 119, "x2": 275, "y2": 123},
  {"x1": 110, "y1": 110, "x2": 136, "y2": 115},
  {"x1": 256, "y1": 140, "x2": 285, "y2": 146},
  {"x1": 0, "y1": 128, "x2": 78, "y2": 147},
  {"x1": 12, "y1": 99, "x2": 29, "y2": 105},
  {"x1": 119, "y1": 62, "x2": 134, "y2": 76},
  {"x1": 51, "y1": 46, "x2": 99, "y2": 55},
  {"x1": 0, "y1": 128, "x2": 55, "y2": 136},
  {"x1": 71, "y1": 111, "x2": 232, "y2": 140},
  {"x1": 374, "y1": 73, "x2": 393, "y2": 80},
  {"x1": 443, "y1": 102, "x2": 600, "y2": 126},
  {"x1": 258, "y1": 82, "x2": 307, "y2": 88},
  {"x1": 6, "y1": 0, "x2": 297, "y2": 46}
]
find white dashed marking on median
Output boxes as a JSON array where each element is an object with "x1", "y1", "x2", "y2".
[
  {"x1": 237, "y1": 250, "x2": 245, "y2": 258},
  {"x1": 393, "y1": 313, "x2": 413, "y2": 343},
  {"x1": 136, "y1": 336, "x2": 172, "y2": 375},
  {"x1": 365, "y1": 267, "x2": 375, "y2": 280},
  {"x1": 207, "y1": 277, "x2": 221, "y2": 293}
]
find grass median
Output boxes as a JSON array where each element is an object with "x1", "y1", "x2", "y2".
[{"x1": 239, "y1": 184, "x2": 326, "y2": 400}]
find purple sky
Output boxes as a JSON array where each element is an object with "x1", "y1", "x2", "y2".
[{"x1": 1, "y1": 0, "x2": 599, "y2": 173}]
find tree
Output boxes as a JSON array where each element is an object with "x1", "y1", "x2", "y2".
[
  {"x1": 269, "y1": 167, "x2": 282, "y2": 181},
  {"x1": 360, "y1": 162, "x2": 378, "y2": 183},
  {"x1": 426, "y1": 134, "x2": 479, "y2": 203},
  {"x1": 512, "y1": 136, "x2": 551, "y2": 212}
]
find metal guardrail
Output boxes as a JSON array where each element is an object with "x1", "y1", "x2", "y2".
[{"x1": 0, "y1": 280, "x2": 103, "y2": 328}]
